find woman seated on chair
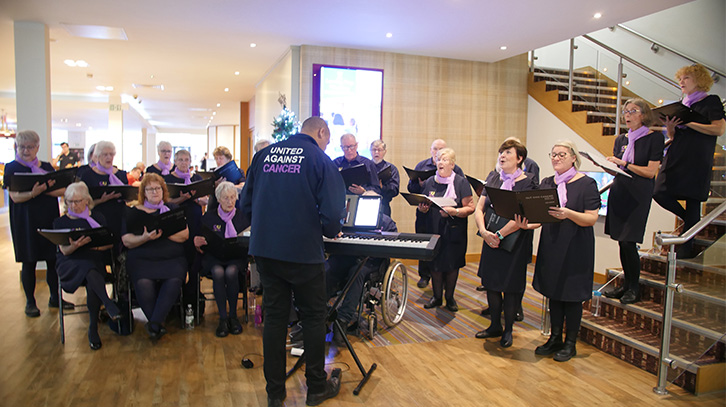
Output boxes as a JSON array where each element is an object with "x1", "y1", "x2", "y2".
[
  {"x1": 54, "y1": 182, "x2": 120, "y2": 351},
  {"x1": 122, "y1": 173, "x2": 189, "y2": 340},
  {"x1": 193, "y1": 181, "x2": 249, "y2": 337}
]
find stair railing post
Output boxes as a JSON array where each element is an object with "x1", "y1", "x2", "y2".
[
  {"x1": 653, "y1": 241, "x2": 677, "y2": 395},
  {"x1": 615, "y1": 57, "x2": 624, "y2": 134},
  {"x1": 529, "y1": 50, "x2": 535, "y2": 73},
  {"x1": 568, "y1": 38, "x2": 575, "y2": 101},
  {"x1": 540, "y1": 296, "x2": 551, "y2": 336}
]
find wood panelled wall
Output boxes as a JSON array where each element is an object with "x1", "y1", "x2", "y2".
[{"x1": 299, "y1": 46, "x2": 529, "y2": 254}]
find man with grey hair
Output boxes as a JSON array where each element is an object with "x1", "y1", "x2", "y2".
[
  {"x1": 333, "y1": 133, "x2": 381, "y2": 195},
  {"x1": 370, "y1": 139, "x2": 399, "y2": 216}
]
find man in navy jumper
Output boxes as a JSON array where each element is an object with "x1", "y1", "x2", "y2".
[
  {"x1": 370, "y1": 140, "x2": 400, "y2": 217},
  {"x1": 240, "y1": 116, "x2": 346, "y2": 407},
  {"x1": 407, "y1": 139, "x2": 464, "y2": 288},
  {"x1": 333, "y1": 133, "x2": 381, "y2": 195}
]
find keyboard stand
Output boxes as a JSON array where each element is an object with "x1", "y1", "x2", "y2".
[{"x1": 285, "y1": 256, "x2": 377, "y2": 395}]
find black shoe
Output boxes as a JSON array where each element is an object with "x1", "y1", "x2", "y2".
[
  {"x1": 417, "y1": 277, "x2": 430, "y2": 289},
  {"x1": 500, "y1": 331, "x2": 513, "y2": 348},
  {"x1": 25, "y1": 304, "x2": 40, "y2": 318},
  {"x1": 88, "y1": 329, "x2": 102, "y2": 350},
  {"x1": 515, "y1": 305, "x2": 524, "y2": 321},
  {"x1": 49, "y1": 299, "x2": 75, "y2": 310},
  {"x1": 475, "y1": 327, "x2": 503, "y2": 339},
  {"x1": 229, "y1": 317, "x2": 243, "y2": 335},
  {"x1": 475, "y1": 285, "x2": 486, "y2": 292},
  {"x1": 445, "y1": 298, "x2": 458, "y2": 312},
  {"x1": 535, "y1": 329, "x2": 563, "y2": 356},
  {"x1": 480, "y1": 307, "x2": 490, "y2": 316},
  {"x1": 553, "y1": 337, "x2": 577, "y2": 362},
  {"x1": 145, "y1": 322, "x2": 162, "y2": 340},
  {"x1": 306, "y1": 368, "x2": 342, "y2": 406},
  {"x1": 423, "y1": 297, "x2": 442, "y2": 309},
  {"x1": 216, "y1": 318, "x2": 229, "y2": 337},
  {"x1": 603, "y1": 286, "x2": 626, "y2": 299},
  {"x1": 620, "y1": 290, "x2": 640, "y2": 305},
  {"x1": 267, "y1": 391, "x2": 286, "y2": 407},
  {"x1": 89, "y1": 340, "x2": 102, "y2": 351}
]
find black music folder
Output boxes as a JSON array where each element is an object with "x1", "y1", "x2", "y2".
[
  {"x1": 89, "y1": 185, "x2": 139, "y2": 201},
  {"x1": 8, "y1": 167, "x2": 78, "y2": 192},
  {"x1": 377, "y1": 165, "x2": 393, "y2": 182},
  {"x1": 125, "y1": 206, "x2": 187, "y2": 236},
  {"x1": 403, "y1": 166, "x2": 436, "y2": 183},
  {"x1": 199, "y1": 225, "x2": 246, "y2": 261},
  {"x1": 484, "y1": 186, "x2": 561, "y2": 223},
  {"x1": 213, "y1": 160, "x2": 245, "y2": 184},
  {"x1": 652, "y1": 102, "x2": 710, "y2": 125},
  {"x1": 339, "y1": 164, "x2": 370, "y2": 188},
  {"x1": 400, "y1": 192, "x2": 457, "y2": 212},
  {"x1": 466, "y1": 175, "x2": 486, "y2": 197},
  {"x1": 37, "y1": 227, "x2": 114, "y2": 248},
  {"x1": 194, "y1": 171, "x2": 216, "y2": 181},
  {"x1": 166, "y1": 178, "x2": 215, "y2": 199}
]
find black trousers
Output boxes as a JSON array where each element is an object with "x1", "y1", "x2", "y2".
[{"x1": 256, "y1": 257, "x2": 328, "y2": 399}]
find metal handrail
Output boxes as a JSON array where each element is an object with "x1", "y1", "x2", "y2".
[
  {"x1": 616, "y1": 24, "x2": 726, "y2": 79},
  {"x1": 656, "y1": 200, "x2": 726, "y2": 246},
  {"x1": 581, "y1": 35, "x2": 680, "y2": 91}
]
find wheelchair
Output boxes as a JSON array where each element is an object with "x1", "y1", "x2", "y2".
[{"x1": 355, "y1": 258, "x2": 408, "y2": 339}]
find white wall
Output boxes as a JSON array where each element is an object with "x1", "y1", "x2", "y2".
[
  {"x1": 253, "y1": 46, "x2": 300, "y2": 143},
  {"x1": 526, "y1": 96, "x2": 676, "y2": 277}
]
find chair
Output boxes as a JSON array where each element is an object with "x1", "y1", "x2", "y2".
[
  {"x1": 196, "y1": 263, "x2": 249, "y2": 324},
  {"x1": 355, "y1": 259, "x2": 408, "y2": 339}
]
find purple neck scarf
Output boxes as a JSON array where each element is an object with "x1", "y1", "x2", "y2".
[
  {"x1": 96, "y1": 164, "x2": 124, "y2": 186},
  {"x1": 143, "y1": 200, "x2": 169, "y2": 214},
  {"x1": 157, "y1": 160, "x2": 172, "y2": 176},
  {"x1": 621, "y1": 126, "x2": 650, "y2": 168},
  {"x1": 500, "y1": 169, "x2": 523, "y2": 191},
  {"x1": 682, "y1": 91, "x2": 708, "y2": 107},
  {"x1": 434, "y1": 171, "x2": 458, "y2": 201},
  {"x1": 217, "y1": 205, "x2": 238, "y2": 238},
  {"x1": 89, "y1": 161, "x2": 97, "y2": 169},
  {"x1": 554, "y1": 166, "x2": 578, "y2": 207},
  {"x1": 174, "y1": 168, "x2": 192, "y2": 185},
  {"x1": 68, "y1": 207, "x2": 101, "y2": 229},
  {"x1": 15, "y1": 155, "x2": 47, "y2": 174}
]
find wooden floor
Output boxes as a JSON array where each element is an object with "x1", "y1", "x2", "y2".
[{"x1": 0, "y1": 209, "x2": 723, "y2": 407}]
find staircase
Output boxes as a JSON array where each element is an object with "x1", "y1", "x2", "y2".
[{"x1": 579, "y1": 152, "x2": 726, "y2": 395}]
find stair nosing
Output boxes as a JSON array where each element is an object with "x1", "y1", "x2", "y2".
[{"x1": 604, "y1": 268, "x2": 726, "y2": 307}]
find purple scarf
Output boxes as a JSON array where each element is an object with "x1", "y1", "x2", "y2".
[
  {"x1": 89, "y1": 161, "x2": 97, "y2": 169},
  {"x1": 143, "y1": 200, "x2": 169, "y2": 214},
  {"x1": 500, "y1": 169, "x2": 523, "y2": 191},
  {"x1": 68, "y1": 207, "x2": 101, "y2": 229},
  {"x1": 217, "y1": 205, "x2": 238, "y2": 238},
  {"x1": 174, "y1": 168, "x2": 192, "y2": 185},
  {"x1": 682, "y1": 91, "x2": 708, "y2": 107},
  {"x1": 15, "y1": 155, "x2": 47, "y2": 174},
  {"x1": 554, "y1": 166, "x2": 578, "y2": 207},
  {"x1": 434, "y1": 171, "x2": 457, "y2": 201},
  {"x1": 157, "y1": 160, "x2": 172, "y2": 176},
  {"x1": 621, "y1": 126, "x2": 650, "y2": 168},
  {"x1": 96, "y1": 164, "x2": 125, "y2": 186}
]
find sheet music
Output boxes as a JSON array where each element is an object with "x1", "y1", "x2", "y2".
[{"x1": 580, "y1": 150, "x2": 632, "y2": 178}]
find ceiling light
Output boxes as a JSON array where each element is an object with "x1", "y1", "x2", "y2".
[
  {"x1": 95, "y1": 85, "x2": 113, "y2": 91},
  {"x1": 62, "y1": 23, "x2": 128, "y2": 40},
  {"x1": 216, "y1": 103, "x2": 221, "y2": 107},
  {"x1": 88, "y1": 126, "x2": 93, "y2": 130},
  {"x1": 150, "y1": 75, "x2": 155, "y2": 79},
  {"x1": 76, "y1": 60, "x2": 88, "y2": 68},
  {"x1": 658, "y1": 99, "x2": 664, "y2": 104},
  {"x1": 500, "y1": 46, "x2": 507, "y2": 50},
  {"x1": 64, "y1": 59, "x2": 75, "y2": 67},
  {"x1": 61, "y1": 118, "x2": 68, "y2": 123},
  {"x1": 386, "y1": 33, "x2": 393, "y2": 38},
  {"x1": 625, "y1": 81, "x2": 630, "y2": 86},
  {"x1": 75, "y1": 123, "x2": 82, "y2": 127},
  {"x1": 213, "y1": 111, "x2": 217, "y2": 115},
  {"x1": 234, "y1": 71, "x2": 240, "y2": 76},
  {"x1": 602, "y1": 67, "x2": 608, "y2": 72},
  {"x1": 224, "y1": 88, "x2": 229, "y2": 92},
  {"x1": 250, "y1": 43, "x2": 257, "y2": 48},
  {"x1": 594, "y1": 12, "x2": 602, "y2": 19}
]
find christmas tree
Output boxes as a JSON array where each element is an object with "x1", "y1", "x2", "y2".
[{"x1": 271, "y1": 93, "x2": 300, "y2": 142}]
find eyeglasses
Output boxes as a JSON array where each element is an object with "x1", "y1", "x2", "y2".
[
  {"x1": 371, "y1": 148, "x2": 384, "y2": 153},
  {"x1": 549, "y1": 152, "x2": 569, "y2": 159},
  {"x1": 159, "y1": 149, "x2": 172, "y2": 154},
  {"x1": 145, "y1": 186, "x2": 162, "y2": 193},
  {"x1": 17, "y1": 144, "x2": 38, "y2": 151},
  {"x1": 66, "y1": 199, "x2": 85, "y2": 205},
  {"x1": 341, "y1": 145, "x2": 357, "y2": 151},
  {"x1": 622, "y1": 109, "x2": 641, "y2": 115}
]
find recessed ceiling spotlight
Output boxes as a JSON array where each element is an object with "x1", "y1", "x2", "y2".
[
  {"x1": 594, "y1": 12, "x2": 602, "y2": 19},
  {"x1": 217, "y1": 103, "x2": 221, "y2": 107},
  {"x1": 150, "y1": 75, "x2": 154, "y2": 79},
  {"x1": 500, "y1": 46, "x2": 507, "y2": 50},
  {"x1": 224, "y1": 88, "x2": 229, "y2": 92},
  {"x1": 603, "y1": 67, "x2": 608, "y2": 72},
  {"x1": 64, "y1": 59, "x2": 88, "y2": 67},
  {"x1": 213, "y1": 111, "x2": 217, "y2": 115},
  {"x1": 75, "y1": 123, "x2": 82, "y2": 127},
  {"x1": 234, "y1": 71, "x2": 240, "y2": 76},
  {"x1": 250, "y1": 43, "x2": 257, "y2": 48},
  {"x1": 658, "y1": 99, "x2": 664, "y2": 104},
  {"x1": 88, "y1": 126, "x2": 93, "y2": 130},
  {"x1": 625, "y1": 80, "x2": 630, "y2": 86},
  {"x1": 386, "y1": 33, "x2": 393, "y2": 38},
  {"x1": 61, "y1": 118, "x2": 68, "y2": 123}
]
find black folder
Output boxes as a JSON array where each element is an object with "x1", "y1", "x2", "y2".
[
  {"x1": 194, "y1": 171, "x2": 217, "y2": 181},
  {"x1": 125, "y1": 206, "x2": 187, "y2": 236},
  {"x1": 199, "y1": 225, "x2": 246, "y2": 262},
  {"x1": 403, "y1": 166, "x2": 436, "y2": 183},
  {"x1": 213, "y1": 160, "x2": 245, "y2": 184},
  {"x1": 166, "y1": 178, "x2": 215, "y2": 199},
  {"x1": 377, "y1": 165, "x2": 393, "y2": 182},
  {"x1": 8, "y1": 167, "x2": 78, "y2": 192},
  {"x1": 400, "y1": 192, "x2": 457, "y2": 214},
  {"x1": 466, "y1": 175, "x2": 486, "y2": 197},
  {"x1": 339, "y1": 164, "x2": 370, "y2": 188},
  {"x1": 89, "y1": 185, "x2": 139, "y2": 201},
  {"x1": 484, "y1": 186, "x2": 561, "y2": 223},
  {"x1": 652, "y1": 102, "x2": 710, "y2": 125},
  {"x1": 37, "y1": 227, "x2": 114, "y2": 248}
]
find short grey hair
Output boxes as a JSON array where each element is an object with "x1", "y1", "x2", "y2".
[
  {"x1": 371, "y1": 140, "x2": 386, "y2": 150},
  {"x1": 215, "y1": 181, "x2": 238, "y2": 201},
  {"x1": 16, "y1": 130, "x2": 40, "y2": 146},
  {"x1": 254, "y1": 139, "x2": 271, "y2": 153},
  {"x1": 63, "y1": 182, "x2": 94, "y2": 212},
  {"x1": 174, "y1": 149, "x2": 191, "y2": 160},
  {"x1": 93, "y1": 141, "x2": 116, "y2": 159},
  {"x1": 157, "y1": 141, "x2": 172, "y2": 153}
]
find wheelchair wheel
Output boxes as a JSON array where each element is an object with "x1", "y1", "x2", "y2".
[
  {"x1": 368, "y1": 313, "x2": 377, "y2": 340},
  {"x1": 381, "y1": 260, "x2": 408, "y2": 327}
]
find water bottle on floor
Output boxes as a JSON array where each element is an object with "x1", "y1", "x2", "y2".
[
  {"x1": 591, "y1": 290, "x2": 602, "y2": 317},
  {"x1": 185, "y1": 304, "x2": 195, "y2": 329}
]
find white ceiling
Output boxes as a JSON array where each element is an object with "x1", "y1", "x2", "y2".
[{"x1": 0, "y1": 0, "x2": 690, "y2": 135}]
